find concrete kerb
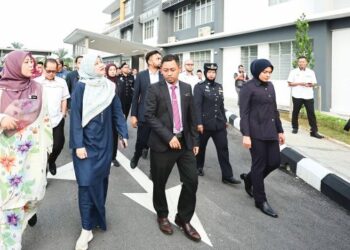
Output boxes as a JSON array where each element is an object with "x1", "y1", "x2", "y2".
[{"x1": 226, "y1": 112, "x2": 350, "y2": 211}]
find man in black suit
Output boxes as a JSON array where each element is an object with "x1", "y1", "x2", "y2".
[
  {"x1": 130, "y1": 50, "x2": 163, "y2": 168},
  {"x1": 66, "y1": 55, "x2": 83, "y2": 109},
  {"x1": 144, "y1": 54, "x2": 201, "y2": 242}
]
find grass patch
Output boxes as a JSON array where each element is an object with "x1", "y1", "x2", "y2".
[{"x1": 280, "y1": 110, "x2": 350, "y2": 145}]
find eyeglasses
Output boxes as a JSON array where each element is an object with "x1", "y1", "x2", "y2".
[{"x1": 45, "y1": 70, "x2": 57, "y2": 74}]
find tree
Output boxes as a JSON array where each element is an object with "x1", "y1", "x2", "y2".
[
  {"x1": 53, "y1": 48, "x2": 69, "y2": 59},
  {"x1": 293, "y1": 13, "x2": 315, "y2": 69},
  {"x1": 11, "y1": 42, "x2": 24, "y2": 49}
]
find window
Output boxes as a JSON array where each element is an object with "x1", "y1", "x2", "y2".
[
  {"x1": 241, "y1": 45, "x2": 258, "y2": 78},
  {"x1": 269, "y1": 0, "x2": 290, "y2": 6},
  {"x1": 269, "y1": 41, "x2": 296, "y2": 80},
  {"x1": 190, "y1": 50, "x2": 211, "y2": 72},
  {"x1": 175, "y1": 53, "x2": 183, "y2": 67},
  {"x1": 195, "y1": 0, "x2": 214, "y2": 26},
  {"x1": 144, "y1": 19, "x2": 154, "y2": 40},
  {"x1": 174, "y1": 5, "x2": 191, "y2": 32},
  {"x1": 121, "y1": 28, "x2": 132, "y2": 41},
  {"x1": 124, "y1": 0, "x2": 132, "y2": 16}
]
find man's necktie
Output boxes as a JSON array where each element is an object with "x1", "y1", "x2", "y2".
[{"x1": 171, "y1": 85, "x2": 181, "y2": 132}]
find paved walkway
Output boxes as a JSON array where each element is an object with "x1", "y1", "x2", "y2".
[{"x1": 225, "y1": 97, "x2": 350, "y2": 182}]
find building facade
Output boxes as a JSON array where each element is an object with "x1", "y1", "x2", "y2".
[{"x1": 100, "y1": 0, "x2": 350, "y2": 115}]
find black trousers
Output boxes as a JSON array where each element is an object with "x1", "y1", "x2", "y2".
[
  {"x1": 292, "y1": 97, "x2": 318, "y2": 132},
  {"x1": 196, "y1": 128, "x2": 234, "y2": 178},
  {"x1": 134, "y1": 121, "x2": 151, "y2": 158},
  {"x1": 151, "y1": 146, "x2": 198, "y2": 222},
  {"x1": 48, "y1": 118, "x2": 65, "y2": 165},
  {"x1": 122, "y1": 98, "x2": 132, "y2": 119},
  {"x1": 246, "y1": 139, "x2": 280, "y2": 203}
]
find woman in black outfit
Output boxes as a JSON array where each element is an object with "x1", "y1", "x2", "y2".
[
  {"x1": 239, "y1": 59, "x2": 285, "y2": 218},
  {"x1": 106, "y1": 63, "x2": 121, "y2": 167}
]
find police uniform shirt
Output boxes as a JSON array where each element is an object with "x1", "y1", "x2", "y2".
[
  {"x1": 118, "y1": 74, "x2": 134, "y2": 97},
  {"x1": 194, "y1": 80, "x2": 226, "y2": 131},
  {"x1": 239, "y1": 78, "x2": 283, "y2": 141},
  {"x1": 287, "y1": 67, "x2": 316, "y2": 100}
]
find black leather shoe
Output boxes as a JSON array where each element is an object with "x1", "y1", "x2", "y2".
[
  {"x1": 255, "y1": 201, "x2": 278, "y2": 218},
  {"x1": 142, "y1": 149, "x2": 148, "y2": 159},
  {"x1": 292, "y1": 128, "x2": 298, "y2": 134},
  {"x1": 222, "y1": 177, "x2": 241, "y2": 185},
  {"x1": 48, "y1": 162, "x2": 57, "y2": 175},
  {"x1": 310, "y1": 132, "x2": 324, "y2": 139},
  {"x1": 197, "y1": 168, "x2": 204, "y2": 176},
  {"x1": 175, "y1": 214, "x2": 201, "y2": 242},
  {"x1": 28, "y1": 214, "x2": 37, "y2": 227},
  {"x1": 240, "y1": 173, "x2": 253, "y2": 197},
  {"x1": 112, "y1": 159, "x2": 120, "y2": 167},
  {"x1": 130, "y1": 156, "x2": 139, "y2": 169}
]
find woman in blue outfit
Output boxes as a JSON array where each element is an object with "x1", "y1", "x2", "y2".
[{"x1": 69, "y1": 54, "x2": 128, "y2": 250}]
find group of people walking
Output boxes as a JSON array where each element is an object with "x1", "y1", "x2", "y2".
[{"x1": 1, "y1": 48, "x2": 309, "y2": 249}]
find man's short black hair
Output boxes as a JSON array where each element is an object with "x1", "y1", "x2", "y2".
[
  {"x1": 197, "y1": 69, "x2": 202, "y2": 73},
  {"x1": 238, "y1": 64, "x2": 244, "y2": 68},
  {"x1": 145, "y1": 50, "x2": 161, "y2": 65},
  {"x1": 161, "y1": 54, "x2": 180, "y2": 67},
  {"x1": 44, "y1": 58, "x2": 58, "y2": 68},
  {"x1": 75, "y1": 55, "x2": 83, "y2": 64},
  {"x1": 297, "y1": 55, "x2": 308, "y2": 61},
  {"x1": 37, "y1": 61, "x2": 44, "y2": 66}
]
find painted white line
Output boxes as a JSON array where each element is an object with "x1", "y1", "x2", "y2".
[
  {"x1": 47, "y1": 162, "x2": 76, "y2": 180},
  {"x1": 117, "y1": 151, "x2": 213, "y2": 247}
]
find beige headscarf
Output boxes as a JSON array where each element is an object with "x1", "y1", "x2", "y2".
[{"x1": 78, "y1": 54, "x2": 115, "y2": 127}]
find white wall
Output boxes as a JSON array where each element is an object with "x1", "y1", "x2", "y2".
[
  {"x1": 331, "y1": 28, "x2": 350, "y2": 116},
  {"x1": 223, "y1": 0, "x2": 350, "y2": 34},
  {"x1": 222, "y1": 47, "x2": 241, "y2": 100}
]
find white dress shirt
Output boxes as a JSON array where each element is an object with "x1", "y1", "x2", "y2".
[
  {"x1": 288, "y1": 68, "x2": 317, "y2": 99},
  {"x1": 35, "y1": 76, "x2": 70, "y2": 127}
]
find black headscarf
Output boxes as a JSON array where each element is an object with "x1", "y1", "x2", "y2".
[{"x1": 250, "y1": 59, "x2": 274, "y2": 81}]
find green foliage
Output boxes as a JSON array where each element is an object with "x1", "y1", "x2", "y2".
[
  {"x1": 53, "y1": 48, "x2": 69, "y2": 59},
  {"x1": 293, "y1": 13, "x2": 315, "y2": 69},
  {"x1": 10, "y1": 41, "x2": 24, "y2": 49}
]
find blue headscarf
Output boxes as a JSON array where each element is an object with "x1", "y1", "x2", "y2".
[{"x1": 250, "y1": 59, "x2": 274, "y2": 80}]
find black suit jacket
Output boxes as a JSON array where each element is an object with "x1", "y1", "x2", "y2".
[
  {"x1": 144, "y1": 80, "x2": 199, "y2": 152},
  {"x1": 131, "y1": 69, "x2": 163, "y2": 122}
]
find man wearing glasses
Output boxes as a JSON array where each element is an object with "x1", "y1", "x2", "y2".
[
  {"x1": 35, "y1": 58, "x2": 70, "y2": 175},
  {"x1": 179, "y1": 59, "x2": 200, "y2": 93}
]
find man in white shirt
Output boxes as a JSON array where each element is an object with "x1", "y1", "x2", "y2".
[
  {"x1": 288, "y1": 56, "x2": 323, "y2": 139},
  {"x1": 35, "y1": 58, "x2": 70, "y2": 175},
  {"x1": 179, "y1": 59, "x2": 200, "y2": 93}
]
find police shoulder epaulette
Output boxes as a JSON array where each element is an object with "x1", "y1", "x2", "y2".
[{"x1": 198, "y1": 80, "x2": 206, "y2": 85}]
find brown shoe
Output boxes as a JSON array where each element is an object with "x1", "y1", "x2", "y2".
[
  {"x1": 157, "y1": 217, "x2": 173, "y2": 235},
  {"x1": 175, "y1": 215, "x2": 201, "y2": 242}
]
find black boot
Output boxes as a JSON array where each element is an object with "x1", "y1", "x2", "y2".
[
  {"x1": 240, "y1": 173, "x2": 253, "y2": 197},
  {"x1": 130, "y1": 155, "x2": 140, "y2": 169}
]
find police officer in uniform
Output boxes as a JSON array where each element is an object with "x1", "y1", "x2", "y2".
[
  {"x1": 194, "y1": 63, "x2": 241, "y2": 185},
  {"x1": 117, "y1": 62, "x2": 134, "y2": 118}
]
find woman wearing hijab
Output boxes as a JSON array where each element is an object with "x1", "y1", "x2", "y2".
[
  {"x1": 239, "y1": 59, "x2": 285, "y2": 218},
  {"x1": 105, "y1": 63, "x2": 121, "y2": 167},
  {"x1": 70, "y1": 54, "x2": 128, "y2": 250},
  {"x1": 0, "y1": 51, "x2": 53, "y2": 249}
]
